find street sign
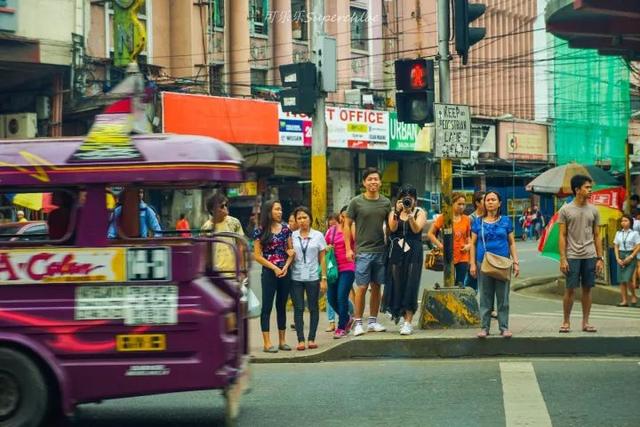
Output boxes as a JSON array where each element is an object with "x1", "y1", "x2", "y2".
[{"x1": 434, "y1": 103, "x2": 471, "y2": 159}]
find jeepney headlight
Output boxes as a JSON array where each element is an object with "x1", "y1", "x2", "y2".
[{"x1": 225, "y1": 312, "x2": 238, "y2": 333}]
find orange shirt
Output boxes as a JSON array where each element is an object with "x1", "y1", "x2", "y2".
[
  {"x1": 433, "y1": 214, "x2": 471, "y2": 264},
  {"x1": 176, "y1": 218, "x2": 191, "y2": 237}
]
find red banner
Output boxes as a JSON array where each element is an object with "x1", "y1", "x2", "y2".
[{"x1": 589, "y1": 187, "x2": 625, "y2": 210}]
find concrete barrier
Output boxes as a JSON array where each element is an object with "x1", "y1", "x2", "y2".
[{"x1": 418, "y1": 288, "x2": 480, "y2": 329}]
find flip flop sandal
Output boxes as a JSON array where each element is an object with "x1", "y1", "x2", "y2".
[
  {"x1": 279, "y1": 344, "x2": 292, "y2": 351},
  {"x1": 476, "y1": 330, "x2": 489, "y2": 338},
  {"x1": 296, "y1": 343, "x2": 306, "y2": 351},
  {"x1": 558, "y1": 326, "x2": 571, "y2": 333},
  {"x1": 582, "y1": 325, "x2": 597, "y2": 333},
  {"x1": 263, "y1": 346, "x2": 278, "y2": 353},
  {"x1": 617, "y1": 303, "x2": 629, "y2": 307},
  {"x1": 308, "y1": 342, "x2": 318, "y2": 349}
]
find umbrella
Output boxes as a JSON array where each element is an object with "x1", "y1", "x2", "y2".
[
  {"x1": 11, "y1": 193, "x2": 57, "y2": 213},
  {"x1": 526, "y1": 164, "x2": 619, "y2": 197},
  {"x1": 538, "y1": 205, "x2": 621, "y2": 261}
]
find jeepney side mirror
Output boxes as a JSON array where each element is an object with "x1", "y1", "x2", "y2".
[{"x1": 120, "y1": 187, "x2": 140, "y2": 238}]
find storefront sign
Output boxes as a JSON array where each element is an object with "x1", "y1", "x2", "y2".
[
  {"x1": 0, "y1": 248, "x2": 126, "y2": 285},
  {"x1": 278, "y1": 106, "x2": 312, "y2": 147},
  {"x1": 499, "y1": 121, "x2": 548, "y2": 161},
  {"x1": 389, "y1": 112, "x2": 426, "y2": 152},
  {"x1": 325, "y1": 106, "x2": 389, "y2": 150},
  {"x1": 434, "y1": 104, "x2": 471, "y2": 159},
  {"x1": 274, "y1": 153, "x2": 302, "y2": 177}
]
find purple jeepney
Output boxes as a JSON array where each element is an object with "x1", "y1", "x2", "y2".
[{"x1": 0, "y1": 134, "x2": 251, "y2": 426}]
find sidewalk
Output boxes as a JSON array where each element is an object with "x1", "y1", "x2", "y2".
[{"x1": 249, "y1": 281, "x2": 640, "y2": 363}]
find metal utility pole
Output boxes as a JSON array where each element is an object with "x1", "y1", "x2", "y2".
[
  {"x1": 438, "y1": 0, "x2": 454, "y2": 288},
  {"x1": 310, "y1": 0, "x2": 327, "y2": 230}
]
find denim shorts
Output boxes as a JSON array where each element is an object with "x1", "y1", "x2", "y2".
[
  {"x1": 565, "y1": 258, "x2": 596, "y2": 289},
  {"x1": 354, "y1": 252, "x2": 386, "y2": 286}
]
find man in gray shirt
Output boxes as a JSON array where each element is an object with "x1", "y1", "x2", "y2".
[
  {"x1": 343, "y1": 167, "x2": 391, "y2": 337},
  {"x1": 558, "y1": 174, "x2": 603, "y2": 333}
]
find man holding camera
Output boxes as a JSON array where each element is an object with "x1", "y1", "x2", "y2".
[{"x1": 343, "y1": 167, "x2": 392, "y2": 336}]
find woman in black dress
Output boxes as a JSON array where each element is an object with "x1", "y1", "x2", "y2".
[{"x1": 384, "y1": 185, "x2": 427, "y2": 335}]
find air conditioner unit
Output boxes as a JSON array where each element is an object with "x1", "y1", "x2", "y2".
[
  {"x1": 344, "y1": 89, "x2": 361, "y2": 106},
  {"x1": 0, "y1": 115, "x2": 5, "y2": 138},
  {"x1": 4, "y1": 113, "x2": 37, "y2": 139}
]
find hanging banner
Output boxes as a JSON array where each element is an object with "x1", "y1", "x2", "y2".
[
  {"x1": 590, "y1": 187, "x2": 625, "y2": 211},
  {"x1": 325, "y1": 106, "x2": 389, "y2": 150}
]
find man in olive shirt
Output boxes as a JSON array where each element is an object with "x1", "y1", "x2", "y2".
[
  {"x1": 558, "y1": 174, "x2": 603, "y2": 333},
  {"x1": 343, "y1": 167, "x2": 392, "y2": 336}
]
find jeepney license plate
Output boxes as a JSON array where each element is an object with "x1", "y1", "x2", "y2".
[{"x1": 116, "y1": 334, "x2": 166, "y2": 351}]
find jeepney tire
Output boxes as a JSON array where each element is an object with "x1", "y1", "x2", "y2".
[{"x1": 0, "y1": 347, "x2": 49, "y2": 427}]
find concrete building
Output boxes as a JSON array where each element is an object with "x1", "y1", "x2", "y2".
[{"x1": 0, "y1": 0, "x2": 88, "y2": 138}]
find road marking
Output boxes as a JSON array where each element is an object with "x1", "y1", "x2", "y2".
[{"x1": 500, "y1": 362, "x2": 552, "y2": 427}]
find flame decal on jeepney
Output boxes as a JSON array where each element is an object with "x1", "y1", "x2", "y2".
[
  {"x1": 0, "y1": 150, "x2": 52, "y2": 182},
  {"x1": 0, "y1": 308, "x2": 213, "y2": 352}
]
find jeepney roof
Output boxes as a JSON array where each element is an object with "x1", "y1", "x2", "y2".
[{"x1": 0, "y1": 133, "x2": 245, "y2": 187}]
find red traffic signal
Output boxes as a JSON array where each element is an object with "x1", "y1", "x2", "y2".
[
  {"x1": 394, "y1": 58, "x2": 435, "y2": 124},
  {"x1": 395, "y1": 59, "x2": 434, "y2": 92}
]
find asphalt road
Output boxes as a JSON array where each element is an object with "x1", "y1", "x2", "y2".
[{"x1": 69, "y1": 358, "x2": 640, "y2": 427}]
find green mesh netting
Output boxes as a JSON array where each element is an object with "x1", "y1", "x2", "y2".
[{"x1": 552, "y1": 38, "x2": 631, "y2": 173}]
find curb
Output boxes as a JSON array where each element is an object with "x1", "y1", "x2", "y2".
[
  {"x1": 251, "y1": 335, "x2": 640, "y2": 363},
  {"x1": 511, "y1": 275, "x2": 562, "y2": 291}
]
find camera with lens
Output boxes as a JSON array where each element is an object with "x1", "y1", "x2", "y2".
[{"x1": 402, "y1": 197, "x2": 413, "y2": 208}]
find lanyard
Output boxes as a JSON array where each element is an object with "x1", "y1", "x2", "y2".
[
  {"x1": 298, "y1": 236, "x2": 310, "y2": 263},
  {"x1": 621, "y1": 230, "x2": 632, "y2": 250}
]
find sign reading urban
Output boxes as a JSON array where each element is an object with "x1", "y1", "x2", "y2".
[{"x1": 434, "y1": 104, "x2": 471, "y2": 159}]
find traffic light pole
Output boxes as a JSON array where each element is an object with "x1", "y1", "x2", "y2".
[
  {"x1": 310, "y1": 0, "x2": 327, "y2": 230},
  {"x1": 438, "y1": 0, "x2": 455, "y2": 288}
]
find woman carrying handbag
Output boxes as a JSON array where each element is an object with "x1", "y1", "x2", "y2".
[{"x1": 469, "y1": 191, "x2": 520, "y2": 339}]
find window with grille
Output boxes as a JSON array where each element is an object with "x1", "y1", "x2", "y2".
[
  {"x1": 250, "y1": 0, "x2": 269, "y2": 35},
  {"x1": 350, "y1": 7, "x2": 368, "y2": 51},
  {"x1": 291, "y1": 0, "x2": 307, "y2": 41}
]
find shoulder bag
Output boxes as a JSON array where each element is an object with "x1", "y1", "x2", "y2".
[
  {"x1": 480, "y1": 218, "x2": 513, "y2": 282},
  {"x1": 325, "y1": 226, "x2": 340, "y2": 285}
]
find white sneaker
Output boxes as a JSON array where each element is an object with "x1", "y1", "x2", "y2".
[
  {"x1": 367, "y1": 322, "x2": 386, "y2": 332},
  {"x1": 400, "y1": 322, "x2": 413, "y2": 335},
  {"x1": 353, "y1": 323, "x2": 366, "y2": 337}
]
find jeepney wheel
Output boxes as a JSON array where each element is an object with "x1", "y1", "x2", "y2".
[{"x1": 0, "y1": 348, "x2": 49, "y2": 427}]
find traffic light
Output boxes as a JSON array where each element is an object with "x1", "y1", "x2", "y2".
[
  {"x1": 278, "y1": 62, "x2": 317, "y2": 114},
  {"x1": 454, "y1": 0, "x2": 486, "y2": 65},
  {"x1": 394, "y1": 59, "x2": 435, "y2": 125}
]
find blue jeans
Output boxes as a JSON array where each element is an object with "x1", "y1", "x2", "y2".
[
  {"x1": 454, "y1": 262, "x2": 469, "y2": 287},
  {"x1": 478, "y1": 272, "x2": 510, "y2": 332},
  {"x1": 327, "y1": 270, "x2": 355, "y2": 330},
  {"x1": 464, "y1": 270, "x2": 478, "y2": 291},
  {"x1": 327, "y1": 299, "x2": 354, "y2": 322}
]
